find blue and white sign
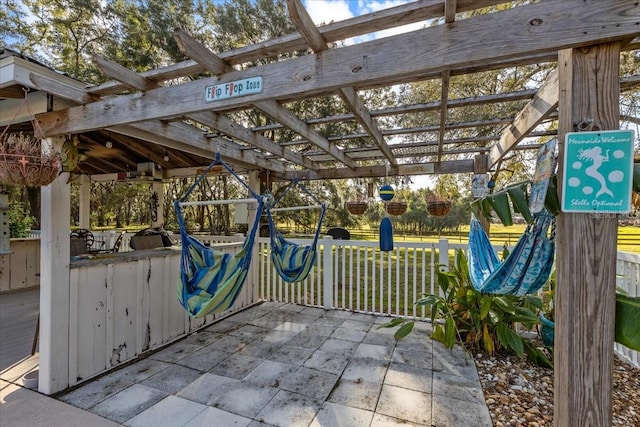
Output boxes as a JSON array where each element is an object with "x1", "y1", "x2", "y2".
[
  {"x1": 561, "y1": 130, "x2": 635, "y2": 213},
  {"x1": 205, "y1": 76, "x2": 262, "y2": 102}
]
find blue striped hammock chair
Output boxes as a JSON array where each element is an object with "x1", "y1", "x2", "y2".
[
  {"x1": 468, "y1": 210, "x2": 556, "y2": 295},
  {"x1": 174, "y1": 154, "x2": 264, "y2": 318},
  {"x1": 266, "y1": 179, "x2": 327, "y2": 283}
]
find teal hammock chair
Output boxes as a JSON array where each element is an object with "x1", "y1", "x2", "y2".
[
  {"x1": 174, "y1": 153, "x2": 264, "y2": 318},
  {"x1": 266, "y1": 179, "x2": 327, "y2": 283},
  {"x1": 468, "y1": 210, "x2": 556, "y2": 296}
]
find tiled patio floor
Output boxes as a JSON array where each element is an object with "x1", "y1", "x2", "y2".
[{"x1": 55, "y1": 302, "x2": 492, "y2": 426}]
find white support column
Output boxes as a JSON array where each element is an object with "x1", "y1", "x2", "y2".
[
  {"x1": 78, "y1": 174, "x2": 91, "y2": 229},
  {"x1": 151, "y1": 180, "x2": 164, "y2": 228},
  {"x1": 323, "y1": 235, "x2": 334, "y2": 310},
  {"x1": 39, "y1": 136, "x2": 71, "y2": 394},
  {"x1": 438, "y1": 239, "x2": 449, "y2": 271}
]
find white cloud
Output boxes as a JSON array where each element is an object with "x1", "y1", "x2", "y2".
[
  {"x1": 303, "y1": 1, "x2": 354, "y2": 26},
  {"x1": 303, "y1": 0, "x2": 424, "y2": 45}
]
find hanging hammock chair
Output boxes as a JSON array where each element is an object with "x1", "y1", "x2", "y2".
[
  {"x1": 266, "y1": 179, "x2": 327, "y2": 283},
  {"x1": 174, "y1": 153, "x2": 264, "y2": 318},
  {"x1": 468, "y1": 210, "x2": 556, "y2": 296}
]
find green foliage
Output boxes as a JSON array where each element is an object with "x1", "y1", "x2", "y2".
[
  {"x1": 8, "y1": 202, "x2": 35, "y2": 238},
  {"x1": 380, "y1": 249, "x2": 551, "y2": 368},
  {"x1": 615, "y1": 293, "x2": 640, "y2": 351}
]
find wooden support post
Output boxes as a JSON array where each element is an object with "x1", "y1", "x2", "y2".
[
  {"x1": 151, "y1": 180, "x2": 164, "y2": 228},
  {"x1": 555, "y1": 42, "x2": 621, "y2": 426},
  {"x1": 473, "y1": 153, "x2": 491, "y2": 233},
  {"x1": 39, "y1": 136, "x2": 72, "y2": 394},
  {"x1": 78, "y1": 174, "x2": 90, "y2": 229}
]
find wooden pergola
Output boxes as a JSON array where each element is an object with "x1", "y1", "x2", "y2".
[{"x1": 1, "y1": 1, "x2": 639, "y2": 424}]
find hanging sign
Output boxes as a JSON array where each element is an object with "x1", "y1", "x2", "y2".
[
  {"x1": 529, "y1": 138, "x2": 556, "y2": 214},
  {"x1": 205, "y1": 76, "x2": 262, "y2": 102},
  {"x1": 561, "y1": 130, "x2": 635, "y2": 213},
  {"x1": 471, "y1": 174, "x2": 489, "y2": 198}
]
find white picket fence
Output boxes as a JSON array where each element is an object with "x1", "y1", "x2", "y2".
[{"x1": 254, "y1": 235, "x2": 640, "y2": 368}]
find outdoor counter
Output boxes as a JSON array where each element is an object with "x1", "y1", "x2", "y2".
[
  {"x1": 69, "y1": 246, "x2": 181, "y2": 267},
  {"x1": 65, "y1": 240, "x2": 256, "y2": 387}
]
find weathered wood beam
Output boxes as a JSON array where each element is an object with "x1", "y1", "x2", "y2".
[
  {"x1": 0, "y1": 85, "x2": 27, "y2": 99},
  {"x1": 555, "y1": 42, "x2": 620, "y2": 426},
  {"x1": 116, "y1": 121, "x2": 286, "y2": 173},
  {"x1": 444, "y1": 0, "x2": 457, "y2": 22},
  {"x1": 291, "y1": 158, "x2": 474, "y2": 180},
  {"x1": 37, "y1": 1, "x2": 639, "y2": 136},
  {"x1": 303, "y1": 130, "x2": 557, "y2": 162},
  {"x1": 436, "y1": 1, "x2": 456, "y2": 162},
  {"x1": 436, "y1": 70, "x2": 451, "y2": 163},
  {"x1": 186, "y1": 111, "x2": 314, "y2": 169},
  {"x1": 488, "y1": 68, "x2": 559, "y2": 168},
  {"x1": 87, "y1": 0, "x2": 509, "y2": 97},
  {"x1": 173, "y1": 28, "x2": 347, "y2": 169},
  {"x1": 286, "y1": 0, "x2": 397, "y2": 167},
  {"x1": 29, "y1": 72, "x2": 285, "y2": 173},
  {"x1": 252, "y1": 89, "x2": 539, "y2": 132},
  {"x1": 93, "y1": 56, "x2": 158, "y2": 91},
  {"x1": 92, "y1": 55, "x2": 303, "y2": 171}
]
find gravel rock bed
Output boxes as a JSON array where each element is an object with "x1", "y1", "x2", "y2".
[{"x1": 475, "y1": 352, "x2": 640, "y2": 426}]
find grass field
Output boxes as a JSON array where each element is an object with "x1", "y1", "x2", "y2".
[{"x1": 340, "y1": 222, "x2": 640, "y2": 253}]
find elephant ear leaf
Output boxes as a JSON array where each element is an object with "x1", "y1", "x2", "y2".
[{"x1": 615, "y1": 293, "x2": 640, "y2": 351}]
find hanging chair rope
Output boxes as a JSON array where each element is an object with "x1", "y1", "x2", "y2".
[
  {"x1": 174, "y1": 153, "x2": 264, "y2": 317},
  {"x1": 267, "y1": 179, "x2": 327, "y2": 283}
]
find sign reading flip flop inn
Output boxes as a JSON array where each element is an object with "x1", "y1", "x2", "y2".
[{"x1": 205, "y1": 77, "x2": 263, "y2": 102}]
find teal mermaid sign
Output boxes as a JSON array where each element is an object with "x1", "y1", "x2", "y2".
[{"x1": 561, "y1": 130, "x2": 635, "y2": 213}]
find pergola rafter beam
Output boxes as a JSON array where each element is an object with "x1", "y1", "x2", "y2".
[
  {"x1": 29, "y1": 72, "x2": 286, "y2": 173},
  {"x1": 286, "y1": 0, "x2": 397, "y2": 168},
  {"x1": 436, "y1": 0, "x2": 456, "y2": 162},
  {"x1": 35, "y1": 1, "x2": 639, "y2": 138},
  {"x1": 488, "y1": 68, "x2": 559, "y2": 168},
  {"x1": 292, "y1": 158, "x2": 475, "y2": 180},
  {"x1": 92, "y1": 55, "x2": 298, "y2": 171},
  {"x1": 87, "y1": 0, "x2": 510, "y2": 97},
  {"x1": 173, "y1": 28, "x2": 354, "y2": 169}
]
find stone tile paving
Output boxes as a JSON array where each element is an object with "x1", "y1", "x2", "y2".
[{"x1": 56, "y1": 301, "x2": 492, "y2": 426}]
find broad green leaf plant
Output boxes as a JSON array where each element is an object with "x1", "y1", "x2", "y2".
[{"x1": 380, "y1": 249, "x2": 552, "y2": 368}]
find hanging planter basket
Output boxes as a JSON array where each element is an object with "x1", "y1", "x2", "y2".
[
  {"x1": 347, "y1": 201, "x2": 368, "y2": 215},
  {"x1": 386, "y1": 201, "x2": 407, "y2": 215},
  {"x1": 426, "y1": 199, "x2": 451, "y2": 216},
  {"x1": 0, "y1": 133, "x2": 61, "y2": 187}
]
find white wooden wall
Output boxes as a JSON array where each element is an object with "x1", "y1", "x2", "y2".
[
  {"x1": 67, "y1": 245, "x2": 256, "y2": 387},
  {"x1": 0, "y1": 239, "x2": 40, "y2": 292}
]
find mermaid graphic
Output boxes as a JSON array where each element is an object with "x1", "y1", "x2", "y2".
[{"x1": 577, "y1": 146, "x2": 613, "y2": 198}]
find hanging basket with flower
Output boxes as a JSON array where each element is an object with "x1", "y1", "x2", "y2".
[
  {"x1": 426, "y1": 194, "x2": 451, "y2": 216},
  {"x1": 1, "y1": 88, "x2": 62, "y2": 187},
  {"x1": 0, "y1": 133, "x2": 61, "y2": 187}
]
